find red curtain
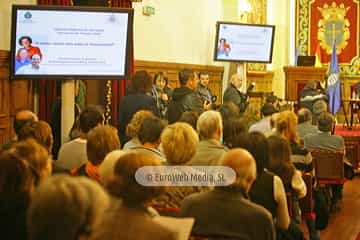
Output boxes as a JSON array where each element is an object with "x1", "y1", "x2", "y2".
[
  {"x1": 37, "y1": 0, "x2": 72, "y2": 122},
  {"x1": 110, "y1": 0, "x2": 134, "y2": 126}
]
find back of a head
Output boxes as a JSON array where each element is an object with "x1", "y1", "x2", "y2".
[
  {"x1": 229, "y1": 132, "x2": 269, "y2": 175},
  {"x1": 221, "y1": 148, "x2": 256, "y2": 192},
  {"x1": 218, "y1": 102, "x2": 240, "y2": 120},
  {"x1": 0, "y1": 151, "x2": 34, "y2": 195},
  {"x1": 197, "y1": 110, "x2": 222, "y2": 140},
  {"x1": 161, "y1": 122, "x2": 199, "y2": 164},
  {"x1": 297, "y1": 108, "x2": 312, "y2": 124},
  {"x1": 275, "y1": 110, "x2": 298, "y2": 142},
  {"x1": 18, "y1": 120, "x2": 53, "y2": 153},
  {"x1": 131, "y1": 70, "x2": 153, "y2": 94},
  {"x1": 28, "y1": 175, "x2": 109, "y2": 240},
  {"x1": 138, "y1": 117, "x2": 166, "y2": 145},
  {"x1": 317, "y1": 112, "x2": 334, "y2": 132},
  {"x1": 14, "y1": 110, "x2": 38, "y2": 136},
  {"x1": 108, "y1": 151, "x2": 164, "y2": 206},
  {"x1": 223, "y1": 117, "x2": 246, "y2": 148},
  {"x1": 79, "y1": 107, "x2": 103, "y2": 134},
  {"x1": 179, "y1": 68, "x2": 194, "y2": 86},
  {"x1": 12, "y1": 139, "x2": 50, "y2": 184},
  {"x1": 261, "y1": 103, "x2": 277, "y2": 117},
  {"x1": 99, "y1": 150, "x2": 124, "y2": 187},
  {"x1": 126, "y1": 110, "x2": 154, "y2": 139},
  {"x1": 87, "y1": 125, "x2": 120, "y2": 165},
  {"x1": 179, "y1": 111, "x2": 199, "y2": 130},
  {"x1": 312, "y1": 100, "x2": 328, "y2": 116},
  {"x1": 305, "y1": 80, "x2": 317, "y2": 90}
]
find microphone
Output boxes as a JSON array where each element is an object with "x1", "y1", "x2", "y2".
[{"x1": 246, "y1": 82, "x2": 255, "y2": 94}]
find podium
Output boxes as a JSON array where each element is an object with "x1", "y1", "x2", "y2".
[{"x1": 283, "y1": 66, "x2": 327, "y2": 101}]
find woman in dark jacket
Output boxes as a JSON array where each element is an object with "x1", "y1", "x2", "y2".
[{"x1": 118, "y1": 70, "x2": 159, "y2": 146}]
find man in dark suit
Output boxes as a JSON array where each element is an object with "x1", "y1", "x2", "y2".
[
  {"x1": 297, "y1": 108, "x2": 318, "y2": 141},
  {"x1": 167, "y1": 69, "x2": 207, "y2": 123},
  {"x1": 223, "y1": 73, "x2": 248, "y2": 113},
  {"x1": 180, "y1": 148, "x2": 275, "y2": 240}
]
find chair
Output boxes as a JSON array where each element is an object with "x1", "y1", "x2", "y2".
[{"x1": 299, "y1": 173, "x2": 314, "y2": 220}]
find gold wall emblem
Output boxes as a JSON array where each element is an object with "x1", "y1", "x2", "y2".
[{"x1": 317, "y1": 2, "x2": 350, "y2": 54}]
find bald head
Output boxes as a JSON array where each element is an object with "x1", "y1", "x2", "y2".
[
  {"x1": 230, "y1": 73, "x2": 243, "y2": 89},
  {"x1": 14, "y1": 110, "x2": 38, "y2": 136},
  {"x1": 221, "y1": 148, "x2": 256, "y2": 193}
]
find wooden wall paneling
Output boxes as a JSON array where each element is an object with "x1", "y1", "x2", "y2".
[
  {"x1": 134, "y1": 60, "x2": 224, "y2": 104},
  {"x1": 10, "y1": 79, "x2": 34, "y2": 116},
  {"x1": 344, "y1": 139, "x2": 360, "y2": 169},
  {"x1": 0, "y1": 50, "x2": 11, "y2": 145}
]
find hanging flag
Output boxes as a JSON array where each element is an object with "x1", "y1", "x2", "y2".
[
  {"x1": 295, "y1": 40, "x2": 301, "y2": 66},
  {"x1": 327, "y1": 41, "x2": 341, "y2": 114},
  {"x1": 314, "y1": 42, "x2": 322, "y2": 67}
]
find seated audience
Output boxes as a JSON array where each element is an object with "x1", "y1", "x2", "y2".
[
  {"x1": 297, "y1": 108, "x2": 318, "y2": 140},
  {"x1": 312, "y1": 100, "x2": 328, "y2": 125},
  {"x1": 275, "y1": 110, "x2": 312, "y2": 172},
  {"x1": 264, "y1": 112, "x2": 280, "y2": 137},
  {"x1": 218, "y1": 101, "x2": 240, "y2": 120},
  {"x1": 123, "y1": 110, "x2": 154, "y2": 150},
  {"x1": 152, "y1": 72, "x2": 172, "y2": 118},
  {"x1": 0, "y1": 151, "x2": 35, "y2": 240},
  {"x1": 118, "y1": 70, "x2": 159, "y2": 144},
  {"x1": 57, "y1": 107, "x2": 104, "y2": 170},
  {"x1": 223, "y1": 73, "x2": 248, "y2": 113},
  {"x1": 153, "y1": 122, "x2": 201, "y2": 208},
  {"x1": 268, "y1": 136, "x2": 307, "y2": 222},
  {"x1": 241, "y1": 103, "x2": 261, "y2": 130},
  {"x1": 178, "y1": 111, "x2": 199, "y2": 130},
  {"x1": 11, "y1": 139, "x2": 52, "y2": 184},
  {"x1": 129, "y1": 116, "x2": 166, "y2": 161},
  {"x1": 99, "y1": 150, "x2": 124, "y2": 187},
  {"x1": 180, "y1": 148, "x2": 275, "y2": 240},
  {"x1": 167, "y1": 69, "x2": 204, "y2": 123},
  {"x1": 92, "y1": 151, "x2": 177, "y2": 240},
  {"x1": 249, "y1": 103, "x2": 278, "y2": 133},
  {"x1": 27, "y1": 175, "x2": 110, "y2": 240},
  {"x1": 187, "y1": 110, "x2": 227, "y2": 166},
  {"x1": 229, "y1": 132, "x2": 291, "y2": 231},
  {"x1": 71, "y1": 125, "x2": 120, "y2": 182},
  {"x1": 0, "y1": 109, "x2": 38, "y2": 152}
]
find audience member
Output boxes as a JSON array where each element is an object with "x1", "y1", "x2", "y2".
[
  {"x1": 99, "y1": 150, "x2": 124, "y2": 187},
  {"x1": 71, "y1": 125, "x2": 120, "y2": 182},
  {"x1": 57, "y1": 107, "x2": 104, "y2": 170},
  {"x1": 222, "y1": 117, "x2": 246, "y2": 148},
  {"x1": 123, "y1": 110, "x2": 154, "y2": 150},
  {"x1": 18, "y1": 120, "x2": 54, "y2": 154},
  {"x1": 129, "y1": 116, "x2": 166, "y2": 162},
  {"x1": 0, "y1": 109, "x2": 38, "y2": 152},
  {"x1": 187, "y1": 110, "x2": 227, "y2": 166},
  {"x1": 118, "y1": 70, "x2": 159, "y2": 144},
  {"x1": 167, "y1": 69, "x2": 204, "y2": 123},
  {"x1": 275, "y1": 110, "x2": 312, "y2": 172},
  {"x1": 241, "y1": 103, "x2": 261, "y2": 130},
  {"x1": 230, "y1": 132, "x2": 290, "y2": 231},
  {"x1": 218, "y1": 101, "x2": 240, "y2": 120},
  {"x1": 0, "y1": 151, "x2": 35, "y2": 240},
  {"x1": 153, "y1": 122, "x2": 201, "y2": 208},
  {"x1": 249, "y1": 103, "x2": 277, "y2": 133},
  {"x1": 268, "y1": 136, "x2": 307, "y2": 221},
  {"x1": 152, "y1": 72, "x2": 172, "y2": 118},
  {"x1": 27, "y1": 175, "x2": 110, "y2": 240},
  {"x1": 264, "y1": 112, "x2": 280, "y2": 137},
  {"x1": 312, "y1": 100, "x2": 328, "y2": 125},
  {"x1": 223, "y1": 73, "x2": 248, "y2": 113},
  {"x1": 297, "y1": 108, "x2": 318, "y2": 140},
  {"x1": 93, "y1": 151, "x2": 177, "y2": 240},
  {"x1": 11, "y1": 139, "x2": 52, "y2": 184},
  {"x1": 178, "y1": 111, "x2": 199, "y2": 130},
  {"x1": 180, "y1": 148, "x2": 275, "y2": 239}
]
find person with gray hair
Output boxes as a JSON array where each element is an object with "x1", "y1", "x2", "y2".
[
  {"x1": 27, "y1": 175, "x2": 110, "y2": 240},
  {"x1": 187, "y1": 110, "x2": 227, "y2": 166},
  {"x1": 180, "y1": 148, "x2": 275, "y2": 239},
  {"x1": 296, "y1": 108, "x2": 318, "y2": 140},
  {"x1": 312, "y1": 99, "x2": 328, "y2": 125}
]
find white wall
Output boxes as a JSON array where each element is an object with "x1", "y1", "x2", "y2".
[
  {"x1": 133, "y1": 0, "x2": 223, "y2": 65},
  {"x1": 0, "y1": 0, "x2": 36, "y2": 50}
]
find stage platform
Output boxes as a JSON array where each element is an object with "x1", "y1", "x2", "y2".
[{"x1": 335, "y1": 125, "x2": 360, "y2": 171}]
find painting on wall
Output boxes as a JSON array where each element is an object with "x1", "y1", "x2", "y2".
[{"x1": 296, "y1": 0, "x2": 360, "y2": 74}]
